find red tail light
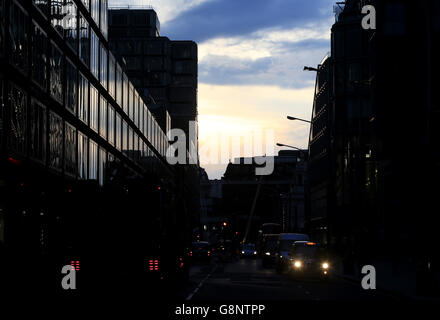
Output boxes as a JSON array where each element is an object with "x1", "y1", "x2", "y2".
[
  {"x1": 148, "y1": 259, "x2": 160, "y2": 271},
  {"x1": 70, "y1": 260, "x2": 80, "y2": 271}
]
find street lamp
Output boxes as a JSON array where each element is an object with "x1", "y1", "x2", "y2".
[
  {"x1": 287, "y1": 116, "x2": 311, "y2": 124},
  {"x1": 303, "y1": 66, "x2": 320, "y2": 72},
  {"x1": 276, "y1": 143, "x2": 304, "y2": 151}
]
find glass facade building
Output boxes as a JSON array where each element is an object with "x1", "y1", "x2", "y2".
[{"x1": 0, "y1": 0, "x2": 171, "y2": 186}]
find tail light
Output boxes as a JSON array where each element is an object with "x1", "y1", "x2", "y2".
[
  {"x1": 179, "y1": 257, "x2": 184, "y2": 269},
  {"x1": 148, "y1": 259, "x2": 159, "y2": 271},
  {"x1": 70, "y1": 260, "x2": 80, "y2": 271}
]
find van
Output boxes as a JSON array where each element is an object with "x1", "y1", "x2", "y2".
[{"x1": 275, "y1": 233, "x2": 310, "y2": 273}]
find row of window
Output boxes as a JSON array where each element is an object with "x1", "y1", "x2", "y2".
[
  {"x1": 7, "y1": 84, "x2": 162, "y2": 185},
  {"x1": 8, "y1": 0, "x2": 169, "y2": 159}
]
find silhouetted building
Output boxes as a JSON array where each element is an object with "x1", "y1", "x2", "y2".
[
  {"x1": 0, "y1": 0, "x2": 194, "y2": 292},
  {"x1": 221, "y1": 151, "x2": 307, "y2": 243},
  {"x1": 108, "y1": 8, "x2": 198, "y2": 156},
  {"x1": 307, "y1": 0, "x2": 440, "y2": 294},
  {"x1": 307, "y1": 54, "x2": 333, "y2": 246}
]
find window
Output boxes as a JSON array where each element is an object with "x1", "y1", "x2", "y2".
[
  {"x1": 100, "y1": 44, "x2": 107, "y2": 89},
  {"x1": 79, "y1": 72, "x2": 88, "y2": 123},
  {"x1": 65, "y1": 1, "x2": 77, "y2": 52},
  {"x1": 50, "y1": 0, "x2": 63, "y2": 36},
  {"x1": 122, "y1": 74, "x2": 128, "y2": 114},
  {"x1": 128, "y1": 127, "x2": 133, "y2": 159},
  {"x1": 116, "y1": 65, "x2": 122, "y2": 106},
  {"x1": 79, "y1": 13, "x2": 89, "y2": 66},
  {"x1": 90, "y1": 84, "x2": 98, "y2": 131},
  {"x1": 30, "y1": 100, "x2": 46, "y2": 162},
  {"x1": 50, "y1": 42, "x2": 63, "y2": 103},
  {"x1": 122, "y1": 120, "x2": 128, "y2": 153},
  {"x1": 65, "y1": 122, "x2": 77, "y2": 176},
  {"x1": 66, "y1": 59, "x2": 77, "y2": 114},
  {"x1": 32, "y1": 23, "x2": 48, "y2": 89},
  {"x1": 33, "y1": 0, "x2": 49, "y2": 16},
  {"x1": 78, "y1": 131, "x2": 88, "y2": 179},
  {"x1": 129, "y1": 84, "x2": 134, "y2": 120},
  {"x1": 81, "y1": 0, "x2": 89, "y2": 11},
  {"x1": 115, "y1": 114, "x2": 121, "y2": 151},
  {"x1": 89, "y1": 140, "x2": 98, "y2": 180},
  {"x1": 134, "y1": 93, "x2": 139, "y2": 127},
  {"x1": 139, "y1": 102, "x2": 144, "y2": 135},
  {"x1": 49, "y1": 111, "x2": 63, "y2": 170},
  {"x1": 108, "y1": 54, "x2": 115, "y2": 98},
  {"x1": 90, "y1": 29, "x2": 99, "y2": 78},
  {"x1": 8, "y1": 85, "x2": 27, "y2": 154},
  {"x1": 143, "y1": 106, "x2": 148, "y2": 136},
  {"x1": 99, "y1": 147, "x2": 107, "y2": 186},
  {"x1": 108, "y1": 105, "x2": 115, "y2": 146},
  {"x1": 91, "y1": 0, "x2": 99, "y2": 24},
  {"x1": 99, "y1": 95, "x2": 107, "y2": 139},
  {"x1": 10, "y1": 2, "x2": 28, "y2": 73},
  {"x1": 100, "y1": 0, "x2": 108, "y2": 39}
]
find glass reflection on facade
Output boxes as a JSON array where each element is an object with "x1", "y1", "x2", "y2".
[
  {"x1": 50, "y1": 42, "x2": 63, "y2": 103},
  {"x1": 99, "y1": 95, "x2": 107, "y2": 139},
  {"x1": 3, "y1": 0, "x2": 172, "y2": 187},
  {"x1": 90, "y1": 84, "x2": 98, "y2": 132},
  {"x1": 79, "y1": 13, "x2": 89, "y2": 66},
  {"x1": 65, "y1": 1, "x2": 77, "y2": 52},
  {"x1": 78, "y1": 131, "x2": 88, "y2": 179},
  {"x1": 29, "y1": 100, "x2": 46, "y2": 162},
  {"x1": 10, "y1": 2, "x2": 28, "y2": 73},
  {"x1": 66, "y1": 59, "x2": 77, "y2": 114},
  {"x1": 65, "y1": 122, "x2": 77, "y2": 176},
  {"x1": 79, "y1": 72, "x2": 88, "y2": 123},
  {"x1": 50, "y1": 0, "x2": 63, "y2": 36},
  {"x1": 8, "y1": 85, "x2": 27, "y2": 154},
  {"x1": 91, "y1": 29, "x2": 99, "y2": 78},
  {"x1": 32, "y1": 23, "x2": 48, "y2": 89},
  {"x1": 49, "y1": 111, "x2": 63, "y2": 170},
  {"x1": 89, "y1": 140, "x2": 98, "y2": 180}
]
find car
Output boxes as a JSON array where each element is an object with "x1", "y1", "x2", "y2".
[
  {"x1": 275, "y1": 233, "x2": 310, "y2": 273},
  {"x1": 240, "y1": 243, "x2": 257, "y2": 258},
  {"x1": 288, "y1": 241, "x2": 330, "y2": 280},
  {"x1": 261, "y1": 234, "x2": 279, "y2": 267},
  {"x1": 189, "y1": 241, "x2": 211, "y2": 262}
]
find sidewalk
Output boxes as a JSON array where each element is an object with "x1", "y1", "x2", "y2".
[{"x1": 333, "y1": 257, "x2": 440, "y2": 300}]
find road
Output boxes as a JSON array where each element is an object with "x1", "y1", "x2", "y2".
[{"x1": 178, "y1": 257, "x2": 399, "y2": 301}]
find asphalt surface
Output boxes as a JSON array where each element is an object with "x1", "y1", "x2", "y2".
[{"x1": 178, "y1": 256, "x2": 399, "y2": 302}]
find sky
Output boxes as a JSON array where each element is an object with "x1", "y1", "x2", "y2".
[{"x1": 109, "y1": 0, "x2": 336, "y2": 179}]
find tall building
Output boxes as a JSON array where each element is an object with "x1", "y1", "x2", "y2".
[
  {"x1": 221, "y1": 150, "x2": 307, "y2": 243},
  {"x1": 307, "y1": 0, "x2": 440, "y2": 294},
  {"x1": 108, "y1": 8, "x2": 198, "y2": 160},
  {"x1": 0, "y1": 0, "x2": 192, "y2": 292},
  {"x1": 307, "y1": 54, "x2": 333, "y2": 246}
]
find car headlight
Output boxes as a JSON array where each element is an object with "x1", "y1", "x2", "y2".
[
  {"x1": 294, "y1": 260, "x2": 302, "y2": 268},
  {"x1": 241, "y1": 251, "x2": 245, "y2": 254},
  {"x1": 265, "y1": 252, "x2": 271, "y2": 256},
  {"x1": 254, "y1": 251, "x2": 257, "y2": 255},
  {"x1": 322, "y1": 262, "x2": 329, "y2": 269}
]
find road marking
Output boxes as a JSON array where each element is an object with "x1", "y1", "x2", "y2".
[{"x1": 185, "y1": 264, "x2": 217, "y2": 301}]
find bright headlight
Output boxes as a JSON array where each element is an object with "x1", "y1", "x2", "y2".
[
  {"x1": 322, "y1": 262, "x2": 329, "y2": 269},
  {"x1": 265, "y1": 252, "x2": 271, "y2": 256},
  {"x1": 294, "y1": 261, "x2": 302, "y2": 268},
  {"x1": 241, "y1": 251, "x2": 245, "y2": 254},
  {"x1": 254, "y1": 251, "x2": 257, "y2": 255}
]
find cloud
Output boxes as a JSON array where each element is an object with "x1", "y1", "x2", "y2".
[
  {"x1": 163, "y1": 0, "x2": 335, "y2": 42},
  {"x1": 198, "y1": 83, "x2": 313, "y2": 178},
  {"x1": 197, "y1": 22, "x2": 332, "y2": 88},
  {"x1": 108, "y1": 0, "x2": 212, "y2": 23}
]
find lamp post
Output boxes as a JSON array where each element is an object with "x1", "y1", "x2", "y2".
[{"x1": 287, "y1": 116, "x2": 312, "y2": 124}]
